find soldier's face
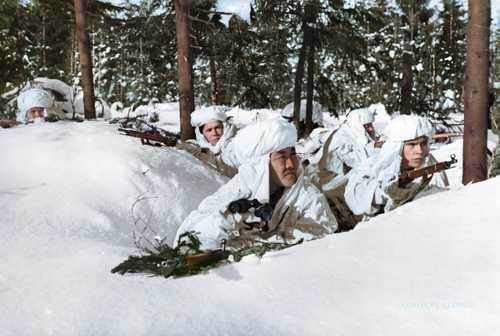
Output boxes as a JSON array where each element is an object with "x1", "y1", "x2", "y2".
[
  {"x1": 202, "y1": 121, "x2": 224, "y2": 145},
  {"x1": 363, "y1": 122, "x2": 376, "y2": 138},
  {"x1": 402, "y1": 136, "x2": 429, "y2": 169},
  {"x1": 270, "y1": 147, "x2": 299, "y2": 188},
  {"x1": 26, "y1": 107, "x2": 45, "y2": 121}
]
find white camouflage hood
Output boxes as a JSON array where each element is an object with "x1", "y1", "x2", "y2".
[
  {"x1": 191, "y1": 106, "x2": 234, "y2": 154},
  {"x1": 16, "y1": 88, "x2": 54, "y2": 122},
  {"x1": 344, "y1": 107, "x2": 375, "y2": 146},
  {"x1": 232, "y1": 118, "x2": 297, "y2": 202},
  {"x1": 346, "y1": 115, "x2": 440, "y2": 215},
  {"x1": 369, "y1": 115, "x2": 434, "y2": 180}
]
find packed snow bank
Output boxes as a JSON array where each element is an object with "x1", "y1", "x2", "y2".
[
  {"x1": 431, "y1": 130, "x2": 498, "y2": 189},
  {"x1": 281, "y1": 99, "x2": 324, "y2": 125},
  {"x1": 226, "y1": 106, "x2": 282, "y2": 128},
  {"x1": 0, "y1": 121, "x2": 498, "y2": 335},
  {"x1": 110, "y1": 102, "x2": 181, "y2": 133},
  {"x1": 0, "y1": 122, "x2": 226, "y2": 246},
  {"x1": 2, "y1": 77, "x2": 113, "y2": 119}
]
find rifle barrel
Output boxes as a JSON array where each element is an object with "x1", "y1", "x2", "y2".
[
  {"x1": 399, "y1": 154, "x2": 457, "y2": 181},
  {"x1": 400, "y1": 162, "x2": 446, "y2": 180},
  {"x1": 432, "y1": 132, "x2": 464, "y2": 140},
  {"x1": 118, "y1": 128, "x2": 178, "y2": 147}
]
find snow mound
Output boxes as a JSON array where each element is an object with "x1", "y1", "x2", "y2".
[
  {"x1": 110, "y1": 102, "x2": 181, "y2": 133},
  {"x1": 2, "y1": 77, "x2": 114, "y2": 119},
  {"x1": 74, "y1": 92, "x2": 112, "y2": 119},
  {"x1": 322, "y1": 103, "x2": 389, "y2": 130},
  {"x1": 281, "y1": 99, "x2": 324, "y2": 125},
  {"x1": 0, "y1": 121, "x2": 498, "y2": 335},
  {"x1": 226, "y1": 106, "x2": 282, "y2": 128},
  {"x1": 0, "y1": 122, "x2": 226, "y2": 246}
]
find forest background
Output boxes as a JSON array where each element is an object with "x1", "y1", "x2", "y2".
[{"x1": 1, "y1": 0, "x2": 499, "y2": 125}]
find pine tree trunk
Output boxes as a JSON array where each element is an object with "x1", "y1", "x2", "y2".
[
  {"x1": 175, "y1": 0, "x2": 195, "y2": 141},
  {"x1": 210, "y1": 55, "x2": 219, "y2": 105},
  {"x1": 74, "y1": 0, "x2": 96, "y2": 119},
  {"x1": 400, "y1": 25, "x2": 413, "y2": 115},
  {"x1": 463, "y1": 0, "x2": 490, "y2": 184},
  {"x1": 70, "y1": 30, "x2": 76, "y2": 74},
  {"x1": 42, "y1": 15, "x2": 46, "y2": 69},
  {"x1": 400, "y1": 51, "x2": 412, "y2": 114},
  {"x1": 305, "y1": 27, "x2": 315, "y2": 136},
  {"x1": 120, "y1": 47, "x2": 124, "y2": 104},
  {"x1": 293, "y1": 37, "x2": 307, "y2": 132}
]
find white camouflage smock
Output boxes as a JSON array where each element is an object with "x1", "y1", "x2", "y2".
[{"x1": 175, "y1": 119, "x2": 338, "y2": 250}]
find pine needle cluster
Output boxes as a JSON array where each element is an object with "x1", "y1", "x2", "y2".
[{"x1": 111, "y1": 232, "x2": 303, "y2": 279}]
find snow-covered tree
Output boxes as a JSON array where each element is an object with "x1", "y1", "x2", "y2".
[{"x1": 432, "y1": 0, "x2": 467, "y2": 119}]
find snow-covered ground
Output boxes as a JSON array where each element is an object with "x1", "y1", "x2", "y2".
[{"x1": 0, "y1": 113, "x2": 499, "y2": 335}]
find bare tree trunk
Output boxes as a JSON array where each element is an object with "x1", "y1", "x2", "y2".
[
  {"x1": 400, "y1": 16, "x2": 413, "y2": 115},
  {"x1": 120, "y1": 47, "x2": 124, "y2": 104},
  {"x1": 400, "y1": 49, "x2": 413, "y2": 114},
  {"x1": 305, "y1": 27, "x2": 315, "y2": 136},
  {"x1": 293, "y1": 38, "x2": 307, "y2": 132},
  {"x1": 175, "y1": 0, "x2": 195, "y2": 141},
  {"x1": 70, "y1": 30, "x2": 76, "y2": 74},
  {"x1": 400, "y1": 6, "x2": 417, "y2": 115},
  {"x1": 210, "y1": 55, "x2": 219, "y2": 105},
  {"x1": 42, "y1": 15, "x2": 46, "y2": 69},
  {"x1": 74, "y1": 0, "x2": 96, "y2": 119},
  {"x1": 463, "y1": 0, "x2": 490, "y2": 184}
]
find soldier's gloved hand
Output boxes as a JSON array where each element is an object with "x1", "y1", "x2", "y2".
[
  {"x1": 226, "y1": 237, "x2": 255, "y2": 252},
  {"x1": 385, "y1": 180, "x2": 421, "y2": 207},
  {"x1": 242, "y1": 221, "x2": 270, "y2": 232}
]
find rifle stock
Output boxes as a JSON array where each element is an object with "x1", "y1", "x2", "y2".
[
  {"x1": 118, "y1": 127, "x2": 179, "y2": 147},
  {"x1": 183, "y1": 250, "x2": 231, "y2": 267},
  {"x1": 399, "y1": 154, "x2": 457, "y2": 182}
]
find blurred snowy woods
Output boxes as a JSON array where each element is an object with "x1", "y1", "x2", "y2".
[
  {"x1": 0, "y1": 3, "x2": 499, "y2": 332},
  {"x1": 2, "y1": 0, "x2": 497, "y2": 125}
]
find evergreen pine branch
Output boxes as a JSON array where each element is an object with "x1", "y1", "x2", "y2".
[{"x1": 111, "y1": 232, "x2": 304, "y2": 279}]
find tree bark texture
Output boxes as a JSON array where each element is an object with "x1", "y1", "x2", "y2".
[
  {"x1": 463, "y1": 0, "x2": 490, "y2": 184},
  {"x1": 74, "y1": 0, "x2": 96, "y2": 119},
  {"x1": 305, "y1": 27, "x2": 315, "y2": 136},
  {"x1": 64, "y1": 28, "x2": 74, "y2": 76},
  {"x1": 210, "y1": 56, "x2": 219, "y2": 105},
  {"x1": 400, "y1": 42, "x2": 413, "y2": 114},
  {"x1": 293, "y1": 35, "x2": 307, "y2": 132},
  {"x1": 175, "y1": 0, "x2": 195, "y2": 141}
]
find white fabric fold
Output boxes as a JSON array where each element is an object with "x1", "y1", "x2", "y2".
[
  {"x1": 190, "y1": 106, "x2": 236, "y2": 155},
  {"x1": 316, "y1": 108, "x2": 377, "y2": 190},
  {"x1": 174, "y1": 118, "x2": 337, "y2": 250},
  {"x1": 193, "y1": 121, "x2": 235, "y2": 155},
  {"x1": 190, "y1": 106, "x2": 228, "y2": 127},
  {"x1": 16, "y1": 88, "x2": 53, "y2": 122},
  {"x1": 231, "y1": 118, "x2": 297, "y2": 202},
  {"x1": 345, "y1": 115, "x2": 448, "y2": 215}
]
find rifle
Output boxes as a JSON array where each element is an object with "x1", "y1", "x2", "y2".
[
  {"x1": 166, "y1": 249, "x2": 231, "y2": 268},
  {"x1": 432, "y1": 131, "x2": 463, "y2": 140},
  {"x1": 399, "y1": 154, "x2": 457, "y2": 183},
  {"x1": 118, "y1": 127, "x2": 179, "y2": 147},
  {"x1": 374, "y1": 132, "x2": 464, "y2": 148},
  {"x1": 111, "y1": 232, "x2": 303, "y2": 278},
  {"x1": 111, "y1": 233, "x2": 230, "y2": 278},
  {"x1": 109, "y1": 113, "x2": 148, "y2": 128}
]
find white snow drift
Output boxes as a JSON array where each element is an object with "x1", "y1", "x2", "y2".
[{"x1": 0, "y1": 119, "x2": 498, "y2": 336}]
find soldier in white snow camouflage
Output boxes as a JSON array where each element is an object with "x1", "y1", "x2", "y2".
[{"x1": 175, "y1": 118, "x2": 338, "y2": 251}]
